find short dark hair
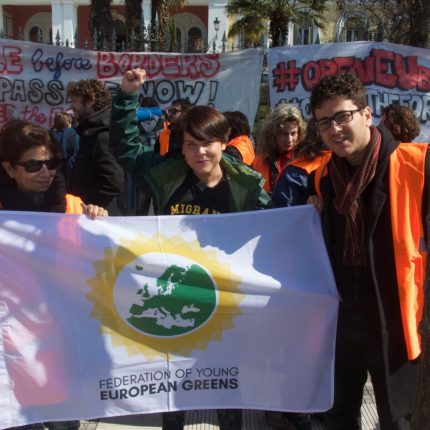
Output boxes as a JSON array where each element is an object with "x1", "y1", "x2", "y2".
[
  {"x1": 223, "y1": 111, "x2": 251, "y2": 139},
  {"x1": 381, "y1": 104, "x2": 420, "y2": 141},
  {"x1": 67, "y1": 79, "x2": 111, "y2": 111},
  {"x1": 174, "y1": 106, "x2": 230, "y2": 146},
  {"x1": 171, "y1": 98, "x2": 192, "y2": 110},
  {"x1": 310, "y1": 74, "x2": 367, "y2": 115},
  {"x1": 140, "y1": 96, "x2": 159, "y2": 108},
  {"x1": 0, "y1": 120, "x2": 60, "y2": 165}
]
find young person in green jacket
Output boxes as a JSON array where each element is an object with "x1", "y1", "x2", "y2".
[
  {"x1": 109, "y1": 68, "x2": 272, "y2": 430},
  {"x1": 110, "y1": 68, "x2": 271, "y2": 216}
]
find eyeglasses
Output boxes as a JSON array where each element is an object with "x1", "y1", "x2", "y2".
[
  {"x1": 315, "y1": 108, "x2": 363, "y2": 132},
  {"x1": 168, "y1": 107, "x2": 182, "y2": 115},
  {"x1": 15, "y1": 158, "x2": 61, "y2": 173}
]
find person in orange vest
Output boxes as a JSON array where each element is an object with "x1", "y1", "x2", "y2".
[
  {"x1": 223, "y1": 111, "x2": 255, "y2": 166},
  {"x1": 307, "y1": 74, "x2": 429, "y2": 429},
  {"x1": 154, "y1": 98, "x2": 192, "y2": 156},
  {"x1": 272, "y1": 119, "x2": 331, "y2": 207},
  {"x1": 252, "y1": 104, "x2": 305, "y2": 194}
]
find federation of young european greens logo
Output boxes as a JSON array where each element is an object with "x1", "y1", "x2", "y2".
[
  {"x1": 87, "y1": 234, "x2": 243, "y2": 359},
  {"x1": 117, "y1": 255, "x2": 217, "y2": 337}
]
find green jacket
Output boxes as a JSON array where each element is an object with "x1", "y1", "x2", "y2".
[{"x1": 110, "y1": 92, "x2": 272, "y2": 214}]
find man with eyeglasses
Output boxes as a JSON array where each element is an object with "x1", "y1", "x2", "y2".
[{"x1": 308, "y1": 74, "x2": 429, "y2": 429}]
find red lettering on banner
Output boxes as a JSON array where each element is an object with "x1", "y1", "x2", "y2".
[
  {"x1": 352, "y1": 57, "x2": 375, "y2": 84},
  {"x1": 0, "y1": 103, "x2": 16, "y2": 123},
  {"x1": 333, "y1": 57, "x2": 354, "y2": 74},
  {"x1": 272, "y1": 48, "x2": 430, "y2": 93},
  {"x1": 21, "y1": 105, "x2": 46, "y2": 123},
  {"x1": 96, "y1": 53, "x2": 220, "y2": 80},
  {"x1": 0, "y1": 46, "x2": 23, "y2": 75},
  {"x1": 418, "y1": 66, "x2": 430, "y2": 91}
]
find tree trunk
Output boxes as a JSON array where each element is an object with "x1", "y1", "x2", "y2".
[
  {"x1": 411, "y1": 214, "x2": 430, "y2": 428},
  {"x1": 125, "y1": 0, "x2": 144, "y2": 51},
  {"x1": 89, "y1": 0, "x2": 113, "y2": 50}
]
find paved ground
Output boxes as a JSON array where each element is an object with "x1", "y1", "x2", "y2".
[{"x1": 79, "y1": 380, "x2": 379, "y2": 430}]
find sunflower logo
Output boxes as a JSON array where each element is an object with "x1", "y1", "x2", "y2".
[{"x1": 87, "y1": 233, "x2": 243, "y2": 360}]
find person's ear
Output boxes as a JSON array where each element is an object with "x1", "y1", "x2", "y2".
[
  {"x1": 1, "y1": 161, "x2": 15, "y2": 178},
  {"x1": 363, "y1": 106, "x2": 373, "y2": 126}
]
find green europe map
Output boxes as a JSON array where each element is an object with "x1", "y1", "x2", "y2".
[{"x1": 127, "y1": 264, "x2": 217, "y2": 336}]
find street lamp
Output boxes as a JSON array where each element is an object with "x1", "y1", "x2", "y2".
[{"x1": 213, "y1": 17, "x2": 220, "y2": 53}]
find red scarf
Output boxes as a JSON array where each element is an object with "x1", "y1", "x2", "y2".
[{"x1": 329, "y1": 127, "x2": 381, "y2": 265}]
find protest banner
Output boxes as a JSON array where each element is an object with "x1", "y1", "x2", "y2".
[
  {"x1": 0, "y1": 39, "x2": 263, "y2": 128},
  {"x1": 0, "y1": 206, "x2": 338, "y2": 429},
  {"x1": 268, "y1": 41, "x2": 430, "y2": 141}
]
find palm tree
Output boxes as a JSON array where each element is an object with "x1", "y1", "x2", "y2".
[
  {"x1": 151, "y1": 0, "x2": 187, "y2": 51},
  {"x1": 226, "y1": 0, "x2": 328, "y2": 47},
  {"x1": 89, "y1": 0, "x2": 113, "y2": 50}
]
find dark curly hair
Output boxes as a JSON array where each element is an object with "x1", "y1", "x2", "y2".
[
  {"x1": 310, "y1": 74, "x2": 367, "y2": 115},
  {"x1": 381, "y1": 104, "x2": 420, "y2": 142},
  {"x1": 67, "y1": 79, "x2": 111, "y2": 111}
]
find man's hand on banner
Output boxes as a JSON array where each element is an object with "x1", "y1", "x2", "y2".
[
  {"x1": 122, "y1": 68, "x2": 146, "y2": 94},
  {"x1": 307, "y1": 195, "x2": 324, "y2": 213}
]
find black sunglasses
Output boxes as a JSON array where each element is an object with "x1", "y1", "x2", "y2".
[{"x1": 15, "y1": 158, "x2": 61, "y2": 173}]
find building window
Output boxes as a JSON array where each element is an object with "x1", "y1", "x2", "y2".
[
  {"x1": 29, "y1": 26, "x2": 43, "y2": 42},
  {"x1": 298, "y1": 26, "x2": 312, "y2": 45},
  {"x1": 188, "y1": 27, "x2": 203, "y2": 52},
  {"x1": 344, "y1": 16, "x2": 366, "y2": 42},
  {"x1": 3, "y1": 13, "x2": 13, "y2": 38}
]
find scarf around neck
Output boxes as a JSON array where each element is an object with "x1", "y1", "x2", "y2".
[{"x1": 329, "y1": 127, "x2": 382, "y2": 265}]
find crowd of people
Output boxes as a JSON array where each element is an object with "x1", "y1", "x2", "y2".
[{"x1": 1, "y1": 67, "x2": 429, "y2": 430}]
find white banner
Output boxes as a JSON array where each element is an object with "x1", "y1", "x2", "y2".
[
  {"x1": 268, "y1": 41, "x2": 430, "y2": 141},
  {"x1": 0, "y1": 207, "x2": 338, "y2": 429},
  {"x1": 0, "y1": 40, "x2": 263, "y2": 128}
]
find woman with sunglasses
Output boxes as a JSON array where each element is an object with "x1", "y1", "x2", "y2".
[
  {"x1": 0, "y1": 120, "x2": 109, "y2": 430},
  {"x1": 0, "y1": 119, "x2": 107, "y2": 218}
]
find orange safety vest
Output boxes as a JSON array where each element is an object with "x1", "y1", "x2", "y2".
[
  {"x1": 314, "y1": 143, "x2": 428, "y2": 360},
  {"x1": 227, "y1": 135, "x2": 255, "y2": 166},
  {"x1": 252, "y1": 155, "x2": 277, "y2": 193},
  {"x1": 65, "y1": 194, "x2": 84, "y2": 214},
  {"x1": 0, "y1": 194, "x2": 83, "y2": 214},
  {"x1": 275, "y1": 151, "x2": 332, "y2": 186},
  {"x1": 159, "y1": 128, "x2": 171, "y2": 156}
]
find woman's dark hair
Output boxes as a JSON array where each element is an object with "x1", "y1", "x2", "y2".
[
  {"x1": 293, "y1": 119, "x2": 325, "y2": 161},
  {"x1": 174, "y1": 106, "x2": 231, "y2": 145},
  {"x1": 381, "y1": 104, "x2": 420, "y2": 141},
  {"x1": 0, "y1": 120, "x2": 60, "y2": 165},
  {"x1": 223, "y1": 111, "x2": 251, "y2": 140}
]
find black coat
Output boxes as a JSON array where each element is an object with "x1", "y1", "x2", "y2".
[
  {"x1": 68, "y1": 106, "x2": 126, "y2": 215},
  {"x1": 315, "y1": 125, "x2": 430, "y2": 419}
]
